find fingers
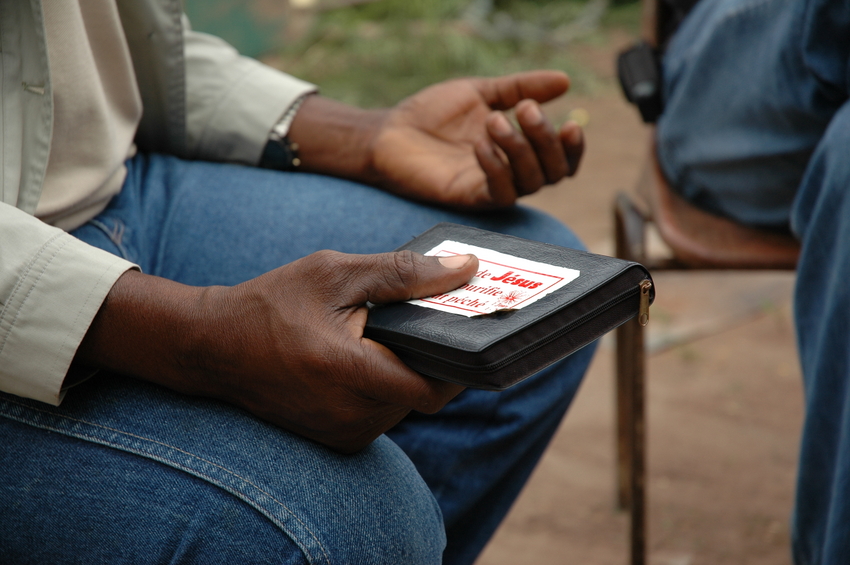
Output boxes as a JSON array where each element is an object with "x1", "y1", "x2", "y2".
[
  {"x1": 516, "y1": 100, "x2": 574, "y2": 183},
  {"x1": 328, "y1": 251, "x2": 472, "y2": 412},
  {"x1": 560, "y1": 120, "x2": 584, "y2": 177},
  {"x1": 479, "y1": 100, "x2": 585, "y2": 198},
  {"x1": 357, "y1": 340, "x2": 467, "y2": 414},
  {"x1": 309, "y1": 359, "x2": 466, "y2": 453},
  {"x1": 473, "y1": 71, "x2": 570, "y2": 110},
  {"x1": 474, "y1": 138, "x2": 519, "y2": 207},
  {"x1": 323, "y1": 249, "x2": 479, "y2": 307},
  {"x1": 484, "y1": 111, "x2": 546, "y2": 196}
]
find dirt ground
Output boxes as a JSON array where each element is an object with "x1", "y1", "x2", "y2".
[{"x1": 474, "y1": 35, "x2": 803, "y2": 565}]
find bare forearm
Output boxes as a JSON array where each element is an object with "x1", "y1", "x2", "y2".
[{"x1": 73, "y1": 270, "x2": 213, "y2": 396}]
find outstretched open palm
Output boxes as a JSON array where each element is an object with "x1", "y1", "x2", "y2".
[{"x1": 370, "y1": 70, "x2": 585, "y2": 209}]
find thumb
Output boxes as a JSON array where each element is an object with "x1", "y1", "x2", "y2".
[
  {"x1": 473, "y1": 71, "x2": 570, "y2": 110},
  {"x1": 346, "y1": 250, "x2": 478, "y2": 306}
]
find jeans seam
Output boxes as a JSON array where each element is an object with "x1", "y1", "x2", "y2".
[
  {"x1": 86, "y1": 218, "x2": 133, "y2": 261},
  {"x1": 0, "y1": 397, "x2": 331, "y2": 565},
  {"x1": 152, "y1": 162, "x2": 192, "y2": 278}
]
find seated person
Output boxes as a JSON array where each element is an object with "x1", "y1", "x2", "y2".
[
  {"x1": 656, "y1": 0, "x2": 850, "y2": 562},
  {"x1": 0, "y1": 1, "x2": 593, "y2": 564}
]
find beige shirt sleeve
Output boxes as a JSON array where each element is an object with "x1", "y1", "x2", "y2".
[
  {"x1": 183, "y1": 24, "x2": 318, "y2": 165},
  {"x1": 0, "y1": 203, "x2": 136, "y2": 405}
]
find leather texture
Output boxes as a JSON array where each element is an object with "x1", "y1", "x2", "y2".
[{"x1": 365, "y1": 223, "x2": 654, "y2": 389}]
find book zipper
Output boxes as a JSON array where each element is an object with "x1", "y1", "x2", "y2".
[{"x1": 639, "y1": 279, "x2": 652, "y2": 326}]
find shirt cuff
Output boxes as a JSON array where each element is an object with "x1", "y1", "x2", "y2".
[{"x1": 0, "y1": 223, "x2": 136, "y2": 405}]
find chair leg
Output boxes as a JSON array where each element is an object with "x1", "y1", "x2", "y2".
[
  {"x1": 616, "y1": 321, "x2": 634, "y2": 510},
  {"x1": 629, "y1": 316, "x2": 647, "y2": 565},
  {"x1": 614, "y1": 194, "x2": 648, "y2": 565},
  {"x1": 616, "y1": 314, "x2": 647, "y2": 565}
]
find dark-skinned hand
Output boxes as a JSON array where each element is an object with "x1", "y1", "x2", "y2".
[
  {"x1": 289, "y1": 70, "x2": 584, "y2": 209},
  {"x1": 75, "y1": 251, "x2": 478, "y2": 453}
]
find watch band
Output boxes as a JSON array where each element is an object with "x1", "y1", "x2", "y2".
[
  {"x1": 258, "y1": 94, "x2": 310, "y2": 171},
  {"x1": 259, "y1": 134, "x2": 301, "y2": 171}
]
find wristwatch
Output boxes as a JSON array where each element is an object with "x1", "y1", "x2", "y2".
[{"x1": 258, "y1": 94, "x2": 310, "y2": 171}]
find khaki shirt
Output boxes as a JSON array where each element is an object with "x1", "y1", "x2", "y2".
[{"x1": 0, "y1": 0, "x2": 316, "y2": 404}]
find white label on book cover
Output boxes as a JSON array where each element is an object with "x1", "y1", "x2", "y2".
[{"x1": 408, "y1": 240, "x2": 580, "y2": 317}]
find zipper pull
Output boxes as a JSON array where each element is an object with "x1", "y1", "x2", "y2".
[{"x1": 638, "y1": 279, "x2": 652, "y2": 326}]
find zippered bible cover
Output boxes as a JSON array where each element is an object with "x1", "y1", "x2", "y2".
[{"x1": 364, "y1": 223, "x2": 655, "y2": 390}]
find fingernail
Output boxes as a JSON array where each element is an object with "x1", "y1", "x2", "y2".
[
  {"x1": 439, "y1": 254, "x2": 471, "y2": 269},
  {"x1": 523, "y1": 102, "x2": 543, "y2": 125},
  {"x1": 565, "y1": 121, "x2": 582, "y2": 145},
  {"x1": 489, "y1": 112, "x2": 513, "y2": 135}
]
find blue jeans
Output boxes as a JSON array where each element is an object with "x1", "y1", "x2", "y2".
[
  {"x1": 0, "y1": 155, "x2": 595, "y2": 564},
  {"x1": 657, "y1": 0, "x2": 850, "y2": 563}
]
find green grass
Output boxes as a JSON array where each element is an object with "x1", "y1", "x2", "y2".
[{"x1": 272, "y1": 0, "x2": 640, "y2": 108}]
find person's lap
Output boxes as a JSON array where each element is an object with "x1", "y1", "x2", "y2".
[
  {"x1": 658, "y1": 0, "x2": 850, "y2": 563},
  {"x1": 0, "y1": 154, "x2": 593, "y2": 564},
  {"x1": 0, "y1": 375, "x2": 444, "y2": 565},
  {"x1": 656, "y1": 0, "x2": 848, "y2": 229}
]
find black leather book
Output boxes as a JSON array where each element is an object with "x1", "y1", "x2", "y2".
[{"x1": 365, "y1": 223, "x2": 655, "y2": 390}]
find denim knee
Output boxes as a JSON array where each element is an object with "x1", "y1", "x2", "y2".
[
  {"x1": 657, "y1": 0, "x2": 837, "y2": 228},
  {"x1": 304, "y1": 435, "x2": 447, "y2": 565},
  {"x1": 0, "y1": 374, "x2": 447, "y2": 565},
  {"x1": 0, "y1": 415, "x2": 446, "y2": 565}
]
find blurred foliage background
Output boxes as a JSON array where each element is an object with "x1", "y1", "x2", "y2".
[{"x1": 185, "y1": 0, "x2": 640, "y2": 108}]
